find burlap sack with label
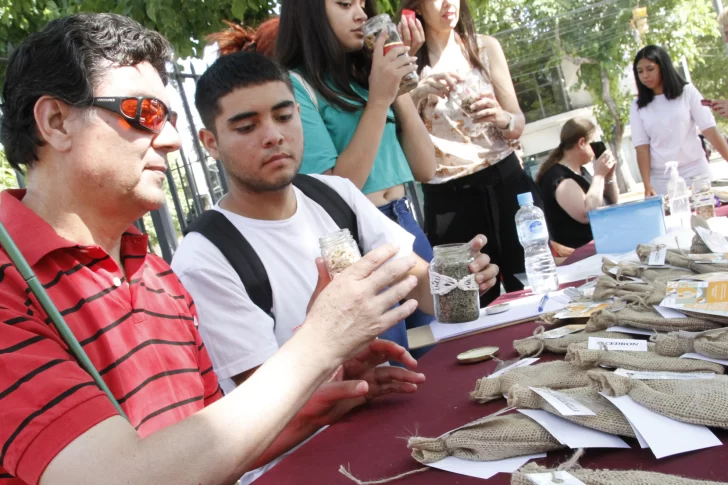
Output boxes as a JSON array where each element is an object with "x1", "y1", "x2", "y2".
[
  {"x1": 408, "y1": 413, "x2": 565, "y2": 464},
  {"x1": 652, "y1": 329, "x2": 728, "y2": 359},
  {"x1": 591, "y1": 276, "x2": 666, "y2": 305},
  {"x1": 511, "y1": 462, "x2": 728, "y2": 485},
  {"x1": 470, "y1": 361, "x2": 593, "y2": 403},
  {"x1": 565, "y1": 341, "x2": 725, "y2": 374},
  {"x1": 586, "y1": 306, "x2": 722, "y2": 333},
  {"x1": 506, "y1": 384, "x2": 636, "y2": 437},
  {"x1": 589, "y1": 371, "x2": 728, "y2": 429},
  {"x1": 637, "y1": 245, "x2": 728, "y2": 275},
  {"x1": 513, "y1": 330, "x2": 633, "y2": 357},
  {"x1": 601, "y1": 259, "x2": 693, "y2": 283}
]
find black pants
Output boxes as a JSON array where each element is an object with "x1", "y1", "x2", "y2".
[{"x1": 422, "y1": 152, "x2": 544, "y2": 306}]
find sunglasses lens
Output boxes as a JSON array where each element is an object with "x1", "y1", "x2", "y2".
[
  {"x1": 140, "y1": 98, "x2": 168, "y2": 132},
  {"x1": 120, "y1": 98, "x2": 139, "y2": 119}
]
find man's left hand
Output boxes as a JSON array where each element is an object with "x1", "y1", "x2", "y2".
[
  {"x1": 468, "y1": 234, "x2": 500, "y2": 295},
  {"x1": 294, "y1": 340, "x2": 425, "y2": 429}
]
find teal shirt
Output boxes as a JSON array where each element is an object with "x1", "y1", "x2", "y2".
[{"x1": 290, "y1": 74, "x2": 414, "y2": 195}]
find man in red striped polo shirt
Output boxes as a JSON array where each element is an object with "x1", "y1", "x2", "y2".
[{"x1": 0, "y1": 13, "x2": 424, "y2": 485}]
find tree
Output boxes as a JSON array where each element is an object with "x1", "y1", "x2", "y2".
[{"x1": 473, "y1": 0, "x2": 717, "y2": 193}]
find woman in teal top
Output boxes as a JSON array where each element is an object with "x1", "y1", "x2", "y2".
[{"x1": 277, "y1": 0, "x2": 437, "y2": 350}]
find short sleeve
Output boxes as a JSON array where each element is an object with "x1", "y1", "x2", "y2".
[
  {"x1": 685, "y1": 84, "x2": 717, "y2": 132},
  {"x1": 312, "y1": 175, "x2": 415, "y2": 258},
  {"x1": 173, "y1": 235, "x2": 279, "y2": 390},
  {"x1": 0, "y1": 311, "x2": 118, "y2": 484},
  {"x1": 290, "y1": 74, "x2": 340, "y2": 174},
  {"x1": 630, "y1": 100, "x2": 649, "y2": 147}
]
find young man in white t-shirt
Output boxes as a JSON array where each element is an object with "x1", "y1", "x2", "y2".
[{"x1": 171, "y1": 53, "x2": 498, "y2": 396}]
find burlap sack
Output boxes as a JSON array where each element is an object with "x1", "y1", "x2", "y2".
[
  {"x1": 408, "y1": 413, "x2": 565, "y2": 464},
  {"x1": 591, "y1": 277, "x2": 666, "y2": 305},
  {"x1": 586, "y1": 306, "x2": 722, "y2": 333},
  {"x1": 470, "y1": 361, "x2": 594, "y2": 403},
  {"x1": 506, "y1": 385, "x2": 636, "y2": 438},
  {"x1": 637, "y1": 245, "x2": 728, "y2": 275},
  {"x1": 513, "y1": 330, "x2": 633, "y2": 358},
  {"x1": 565, "y1": 341, "x2": 725, "y2": 374},
  {"x1": 652, "y1": 329, "x2": 728, "y2": 359},
  {"x1": 511, "y1": 462, "x2": 728, "y2": 485},
  {"x1": 589, "y1": 371, "x2": 728, "y2": 429},
  {"x1": 601, "y1": 259, "x2": 695, "y2": 283}
]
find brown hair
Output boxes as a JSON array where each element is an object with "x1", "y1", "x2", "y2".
[
  {"x1": 206, "y1": 17, "x2": 280, "y2": 57},
  {"x1": 535, "y1": 118, "x2": 597, "y2": 183},
  {"x1": 399, "y1": 0, "x2": 487, "y2": 79}
]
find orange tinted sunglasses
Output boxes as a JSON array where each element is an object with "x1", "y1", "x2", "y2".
[{"x1": 92, "y1": 96, "x2": 178, "y2": 133}]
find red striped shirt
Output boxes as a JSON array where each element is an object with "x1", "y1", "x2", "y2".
[{"x1": 0, "y1": 190, "x2": 223, "y2": 485}]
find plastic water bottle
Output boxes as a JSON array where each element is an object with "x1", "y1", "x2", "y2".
[
  {"x1": 516, "y1": 192, "x2": 559, "y2": 294},
  {"x1": 664, "y1": 161, "x2": 690, "y2": 229}
]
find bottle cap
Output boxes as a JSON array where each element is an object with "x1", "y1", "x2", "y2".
[{"x1": 517, "y1": 192, "x2": 534, "y2": 206}]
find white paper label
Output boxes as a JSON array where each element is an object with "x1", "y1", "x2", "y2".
[
  {"x1": 487, "y1": 357, "x2": 539, "y2": 379},
  {"x1": 653, "y1": 305, "x2": 687, "y2": 319},
  {"x1": 695, "y1": 226, "x2": 728, "y2": 253},
  {"x1": 614, "y1": 368, "x2": 716, "y2": 380},
  {"x1": 529, "y1": 387, "x2": 596, "y2": 416},
  {"x1": 541, "y1": 324, "x2": 586, "y2": 339},
  {"x1": 518, "y1": 409, "x2": 630, "y2": 449},
  {"x1": 587, "y1": 337, "x2": 648, "y2": 351},
  {"x1": 648, "y1": 247, "x2": 667, "y2": 266},
  {"x1": 680, "y1": 353, "x2": 728, "y2": 366},
  {"x1": 527, "y1": 471, "x2": 587, "y2": 485}
]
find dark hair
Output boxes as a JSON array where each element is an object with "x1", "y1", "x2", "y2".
[
  {"x1": 0, "y1": 13, "x2": 172, "y2": 172},
  {"x1": 633, "y1": 45, "x2": 687, "y2": 108},
  {"x1": 206, "y1": 17, "x2": 280, "y2": 58},
  {"x1": 535, "y1": 118, "x2": 596, "y2": 183},
  {"x1": 398, "y1": 0, "x2": 486, "y2": 78},
  {"x1": 276, "y1": 0, "x2": 377, "y2": 112},
  {"x1": 195, "y1": 51, "x2": 293, "y2": 131}
]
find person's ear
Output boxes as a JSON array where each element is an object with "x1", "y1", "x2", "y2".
[
  {"x1": 34, "y1": 96, "x2": 75, "y2": 153},
  {"x1": 199, "y1": 128, "x2": 220, "y2": 160}
]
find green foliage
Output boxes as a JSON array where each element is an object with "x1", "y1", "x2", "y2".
[{"x1": 0, "y1": 150, "x2": 21, "y2": 190}]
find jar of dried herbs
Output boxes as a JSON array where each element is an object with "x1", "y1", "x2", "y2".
[
  {"x1": 430, "y1": 243, "x2": 480, "y2": 323},
  {"x1": 361, "y1": 14, "x2": 419, "y2": 96},
  {"x1": 319, "y1": 229, "x2": 361, "y2": 278}
]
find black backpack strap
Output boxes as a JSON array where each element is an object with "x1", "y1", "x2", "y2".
[
  {"x1": 292, "y1": 174, "x2": 361, "y2": 249},
  {"x1": 184, "y1": 211, "x2": 275, "y2": 323}
]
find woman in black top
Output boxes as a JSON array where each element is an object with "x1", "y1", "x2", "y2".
[{"x1": 536, "y1": 118, "x2": 618, "y2": 250}]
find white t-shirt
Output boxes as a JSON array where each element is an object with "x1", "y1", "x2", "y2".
[
  {"x1": 629, "y1": 83, "x2": 716, "y2": 194},
  {"x1": 171, "y1": 174, "x2": 415, "y2": 394}
]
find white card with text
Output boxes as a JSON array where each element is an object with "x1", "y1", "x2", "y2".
[
  {"x1": 588, "y1": 337, "x2": 648, "y2": 351},
  {"x1": 519, "y1": 409, "x2": 630, "y2": 449},
  {"x1": 488, "y1": 358, "x2": 540, "y2": 379},
  {"x1": 529, "y1": 388, "x2": 596, "y2": 416}
]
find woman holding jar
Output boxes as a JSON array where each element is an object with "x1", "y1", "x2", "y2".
[
  {"x1": 276, "y1": 0, "x2": 437, "y2": 343},
  {"x1": 630, "y1": 45, "x2": 728, "y2": 196},
  {"x1": 399, "y1": 0, "x2": 539, "y2": 305}
]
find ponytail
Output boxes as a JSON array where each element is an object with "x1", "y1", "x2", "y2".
[
  {"x1": 535, "y1": 117, "x2": 597, "y2": 183},
  {"x1": 206, "y1": 18, "x2": 280, "y2": 58},
  {"x1": 536, "y1": 144, "x2": 565, "y2": 183}
]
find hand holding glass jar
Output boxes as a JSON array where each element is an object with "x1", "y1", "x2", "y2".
[{"x1": 362, "y1": 14, "x2": 419, "y2": 99}]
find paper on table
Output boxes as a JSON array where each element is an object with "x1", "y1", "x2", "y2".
[
  {"x1": 680, "y1": 353, "x2": 728, "y2": 366},
  {"x1": 587, "y1": 337, "x2": 648, "y2": 351},
  {"x1": 606, "y1": 326, "x2": 657, "y2": 336},
  {"x1": 696, "y1": 227, "x2": 728, "y2": 253},
  {"x1": 556, "y1": 252, "x2": 638, "y2": 285},
  {"x1": 518, "y1": 409, "x2": 630, "y2": 449},
  {"x1": 526, "y1": 471, "x2": 587, "y2": 485},
  {"x1": 599, "y1": 393, "x2": 721, "y2": 458},
  {"x1": 426, "y1": 453, "x2": 546, "y2": 480},
  {"x1": 488, "y1": 357, "x2": 540, "y2": 379},
  {"x1": 529, "y1": 388, "x2": 596, "y2": 416},
  {"x1": 654, "y1": 305, "x2": 687, "y2": 319},
  {"x1": 430, "y1": 291, "x2": 571, "y2": 342}
]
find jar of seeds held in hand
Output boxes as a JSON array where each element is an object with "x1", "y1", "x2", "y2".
[
  {"x1": 319, "y1": 229, "x2": 361, "y2": 278},
  {"x1": 361, "y1": 14, "x2": 419, "y2": 96},
  {"x1": 429, "y1": 243, "x2": 480, "y2": 323}
]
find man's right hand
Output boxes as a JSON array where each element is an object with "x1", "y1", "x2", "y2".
[{"x1": 303, "y1": 244, "x2": 418, "y2": 361}]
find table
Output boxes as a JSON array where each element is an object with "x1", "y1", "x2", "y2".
[{"x1": 256, "y1": 290, "x2": 727, "y2": 484}]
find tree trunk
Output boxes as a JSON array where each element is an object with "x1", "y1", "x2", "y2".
[{"x1": 600, "y1": 65, "x2": 636, "y2": 194}]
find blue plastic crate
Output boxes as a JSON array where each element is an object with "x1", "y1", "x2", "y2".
[{"x1": 587, "y1": 196, "x2": 666, "y2": 254}]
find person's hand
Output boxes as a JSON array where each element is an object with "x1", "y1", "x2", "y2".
[
  {"x1": 306, "y1": 257, "x2": 332, "y2": 315},
  {"x1": 644, "y1": 184, "x2": 657, "y2": 197},
  {"x1": 398, "y1": 15, "x2": 425, "y2": 55},
  {"x1": 469, "y1": 93, "x2": 511, "y2": 128},
  {"x1": 712, "y1": 100, "x2": 728, "y2": 118},
  {"x1": 368, "y1": 32, "x2": 417, "y2": 107},
  {"x1": 294, "y1": 340, "x2": 425, "y2": 429},
  {"x1": 467, "y1": 235, "x2": 500, "y2": 295},
  {"x1": 410, "y1": 72, "x2": 462, "y2": 107},
  {"x1": 303, "y1": 244, "x2": 419, "y2": 361},
  {"x1": 594, "y1": 151, "x2": 616, "y2": 178}
]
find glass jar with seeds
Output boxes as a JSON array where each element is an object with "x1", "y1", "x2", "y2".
[
  {"x1": 430, "y1": 243, "x2": 480, "y2": 323},
  {"x1": 319, "y1": 229, "x2": 361, "y2": 278},
  {"x1": 361, "y1": 14, "x2": 419, "y2": 96}
]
